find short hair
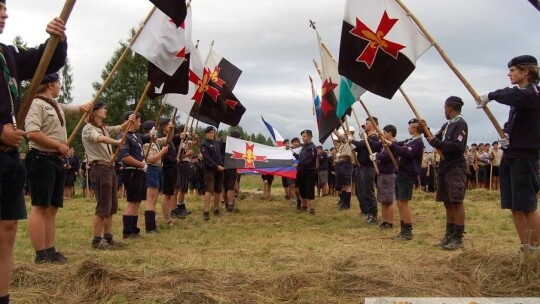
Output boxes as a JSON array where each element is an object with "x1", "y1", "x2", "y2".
[
  {"x1": 383, "y1": 124, "x2": 397, "y2": 137},
  {"x1": 366, "y1": 117, "x2": 378, "y2": 126},
  {"x1": 291, "y1": 137, "x2": 300, "y2": 143},
  {"x1": 471, "y1": 143, "x2": 477, "y2": 147},
  {"x1": 445, "y1": 96, "x2": 464, "y2": 112}
]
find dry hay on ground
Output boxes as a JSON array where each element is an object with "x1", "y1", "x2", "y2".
[{"x1": 10, "y1": 249, "x2": 540, "y2": 303}]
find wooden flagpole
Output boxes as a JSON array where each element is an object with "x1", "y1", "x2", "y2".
[
  {"x1": 144, "y1": 99, "x2": 165, "y2": 161},
  {"x1": 394, "y1": 0, "x2": 505, "y2": 138},
  {"x1": 398, "y1": 88, "x2": 433, "y2": 137},
  {"x1": 110, "y1": 82, "x2": 152, "y2": 166},
  {"x1": 66, "y1": 6, "x2": 158, "y2": 145},
  {"x1": 351, "y1": 106, "x2": 379, "y2": 175},
  {"x1": 357, "y1": 99, "x2": 399, "y2": 170},
  {"x1": 16, "y1": 0, "x2": 77, "y2": 128},
  {"x1": 165, "y1": 108, "x2": 178, "y2": 144},
  {"x1": 399, "y1": 87, "x2": 444, "y2": 159},
  {"x1": 176, "y1": 114, "x2": 192, "y2": 161}
]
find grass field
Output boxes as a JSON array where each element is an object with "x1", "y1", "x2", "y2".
[{"x1": 9, "y1": 175, "x2": 540, "y2": 303}]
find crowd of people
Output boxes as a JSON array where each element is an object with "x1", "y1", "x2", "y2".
[{"x1": 0, "y1": 1, "x2": 539, "y2": 303}]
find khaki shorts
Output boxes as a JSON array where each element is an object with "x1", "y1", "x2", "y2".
[
  {"x1": 436, "y1": 165, "x2": 467, "y2": 204},
  {"x1": 204, "y1": 169, "x2": 223, "y2": 193},
  {"x1": 318, "y1": 170, "x2": 328, "y2": 185},
  {"x1": 91, "y1": 163, "x2": 118, "y2": 217},
  {"x1": 377, "y1": 173, "x2": 396, "y2": 204}
]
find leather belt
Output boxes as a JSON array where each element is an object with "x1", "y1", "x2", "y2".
[
  {"x1": 30, "y1": 149, "x2": 62, "y2": 159},
  {"x1": 91, "y1": 160, "x2": 113, "y2": 168}
]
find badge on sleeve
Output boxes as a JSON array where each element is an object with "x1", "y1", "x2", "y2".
[{"x1": 458, "y1": 130, "x2": 466, "y2": 142}]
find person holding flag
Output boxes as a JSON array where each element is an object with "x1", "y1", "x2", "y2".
[
  {"x1": 0, "y1": 1, "x2": 69, "y2": 300},
  {"x1": 351, "y1": 118, "x2": 381, "y2": 223},
  {"x1": 376, "y1": 119, "x2": 424, "y2": 240},
  {"x1": 25, "y1": 72, "x2": 93, "y2": 264},
  {"x1": 82, "y1": 102, "x2": 130, "y2": 250},
  {"x1": 476, "y1": 55, "x2": 540, "y2": 251},
  {"x1": 368, "y1": 125, "x2": 398, "y2": 229},
  {"x1": 293, "y1": 130, "x2": 318, "y2": 215},
  {"x1": 201, "y1": 126, "x2": 225, "y2": 221},
  {"x1": 419, "y1": 96, "x2": 468, "y2": 251}
]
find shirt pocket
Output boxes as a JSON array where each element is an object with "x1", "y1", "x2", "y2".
[{"x1": 44, "y1": 108, "x2": 57, "y2": 120}]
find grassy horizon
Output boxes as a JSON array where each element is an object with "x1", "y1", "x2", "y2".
[{"x1": 9, "y1": 175, "x2": 540, "y2": 303}]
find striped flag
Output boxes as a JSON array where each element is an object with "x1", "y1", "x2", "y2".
[
  {"x1": 337, "y1": 76, "x2": 366, "y2": 118},
  {"x1": 261, "y1": 116, "x2": 285, "y2": 147}
]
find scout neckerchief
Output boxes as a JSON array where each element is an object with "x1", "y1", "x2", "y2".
[
  {"x1": 128, "y1": 131, "x2": 144, "y2": 158},
  {"x1": 98, "y1": 125, "x2": 112, "y2": 156},
  {"x1": 0, "y1": 48, "x2": 19, "y2": 128},
  {"x1": 405, "y1": 134, "x2": 423, "y2": 145},
  {"x1": 35, "y1": 94, "x2": 65, "y2": 127},
  {"x1": 442, "y1": 115, "x2": 462, "y2": 139}
]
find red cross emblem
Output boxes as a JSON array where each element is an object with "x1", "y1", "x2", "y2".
[
  {"x1": 349, "y1": 11, "x2": 405, "y2": 68},
  {"x1": 231, "y1": 143, "x2": 268, "y2": 169}
]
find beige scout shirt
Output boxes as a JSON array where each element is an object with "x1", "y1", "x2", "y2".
[
  {"x1": 143, "y1": 141, "x2": 163, "y2": 167},
  {"x1": 82, "y1": 123, "x2": 122, "y2": 163},
  {"x1": 336, "y1": 142, "x2": 354, "y2": 162},
  {"x1": 491, "y1": 148, "x2": 503, "y2": 166},
  {"x1": 25, "y1": 97, "x2": 79, "y2": 152}
]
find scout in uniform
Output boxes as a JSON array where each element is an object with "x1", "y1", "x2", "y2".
[
  {"x1": 25, "y1": 72, "x2": 93, "y2": 263},
  {"x1": 200, "y1": 126, "x2": 225, "y2": 221},
  {"x1": 81, "y1": 102, "x2": 130, "y2": 249},
  {"x1": 477, "y1": 55, "x2": 540, "y2": 251},
  {"x1": 294, "y1": 130, "x2": 318, "y2": 214},
  {"x1": 419, "y1": 96, "x2": 468, "y2": 250},
  {"x1": 0, "y1": 3, "x2": 67, "y2": 301}
]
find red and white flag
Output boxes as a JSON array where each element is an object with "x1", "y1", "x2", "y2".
[
  {"x1": 132, "y1": 6, "x2": 191, "y2": 76},
  {"x1": 162, "y1": 39, "x2": 204, "y2": 114},
  {"x1": 339, "y1": 0, "x2": 432, "y2": 99}
]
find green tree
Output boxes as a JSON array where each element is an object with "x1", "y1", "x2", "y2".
[
  {"x1": 58, "y1": 58, "x2": 73, "y2": 104},
  {"x1": 12, "y1": 36, "x2": 30, "y2": 98}
]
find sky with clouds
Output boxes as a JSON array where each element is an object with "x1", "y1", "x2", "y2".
[{"x1": 2, "y1": 0, "x2": 539, "y2": 149}]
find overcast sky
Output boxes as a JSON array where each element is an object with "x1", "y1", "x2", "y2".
[{"x1": 3, "y1": 0, "x2": 539, "y2": 149}]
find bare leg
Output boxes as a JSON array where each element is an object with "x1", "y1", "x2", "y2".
[
  {"x1": 92, "y1": 215, "x2": 105, "y2": 237},
  {"x1": 45, "y1": 207, "x2": 58, "y2": 249},
  {"x1": 397, "y1": 200, "x2": 412, "y2": 224},
  {"x1": 28, "y1": 206, "x2": 48, "y2": 251},
  {"x1": 203, "y1": 191, "x2": 213, "y2": 212},
  {"x1": 213, "y1": 192, "x2": 221, "y2": 210},
  {"x1": 0, "y1": 220, "x2": 17, "y2": 297},
  {"x1": 524, "y1": 210, "x2": 540, "y2": 246},
  {"x1": 103, "y1": 216, "x2": 113, "y2": 235}
]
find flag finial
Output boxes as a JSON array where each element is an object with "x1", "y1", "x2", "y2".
[{"x1": 309, "y1": 20, "x2": 317, "y2": 30}]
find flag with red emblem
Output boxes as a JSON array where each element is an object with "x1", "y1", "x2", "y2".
[
  {"x1": 224, "y1": 137, "x2": 294, "y2": 170},
  {"x1": 313, "y1": 31, "x2": 343, "y2": 144},
  {"x1": 132, "y1": 4, "x2": 189, "y2": 77},
  {"x1": 137, "y1": 6, "x2": 192, "y2": 99},
  {"x1": 338, "y1": 0, "x2": 432, "y2": 99},
  {"x1": 190, "y1": 48, "x2": 245, "y2": 127}
]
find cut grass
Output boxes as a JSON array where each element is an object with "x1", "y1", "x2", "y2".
[{"x1": 9, "y1": 175, "x2": 540, "y2": 303}]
